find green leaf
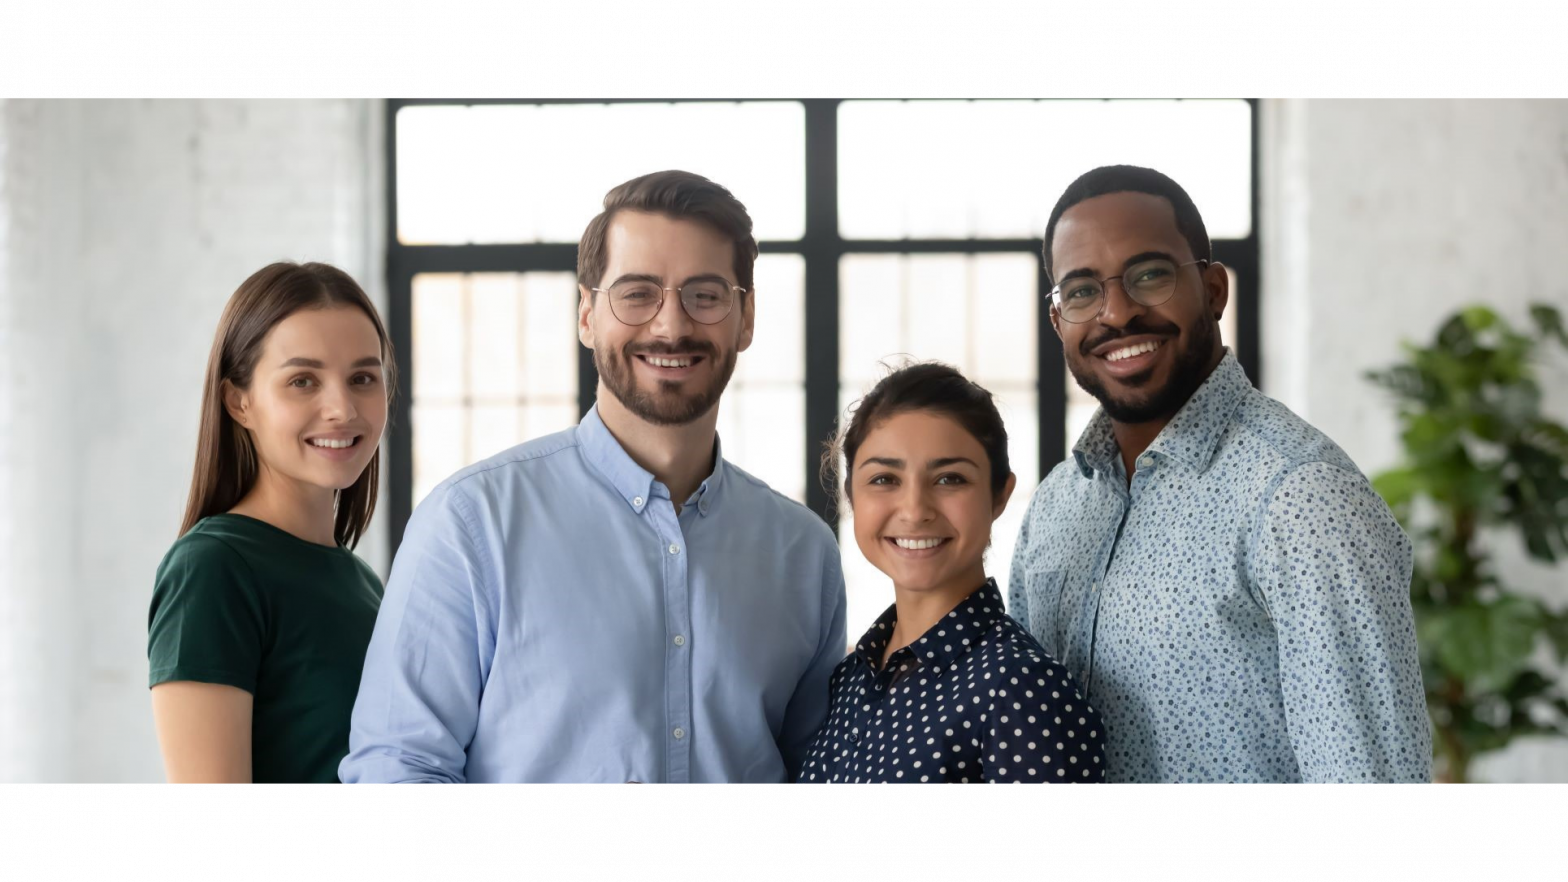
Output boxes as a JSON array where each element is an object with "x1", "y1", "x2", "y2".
[
  {"x1": 1531, "y1": 422, "x2": 1568, "y2": 458},
  {"x1": 1431, "y1": 544, "x2": 1469, "y2": 584},
  {"x1": 1501, "y1": 669, "x2": 1558, "y2": 704},
  {"x1": 1428, "y1": 598, "x2": 1544, "y2": 693},
  {"x1": 1437, "y1": 314, "x2": 1476, "y2": 354},
  {"x1": 1461, "y1": 306, "x2": 1499, "y2": 333},
  {"x1": 1545, "y1": 612, "x2": 1568, "y2": 664},
  {"x1": 1371, "y1": 467, "x2": 1421, "y2": 511},
  {"x1": 1403, "y1": 412, "x2": 1463, "y2": 463},
  {"x1": 1530, "y1": 303, "x2": 1568, "y2": 347},
  {"x1": 1491, "y1": 382, "x2": 1543, "y2": 428},
  {"x1": 1366, "y1": 364, "x2": 1430, "y2": 404}
]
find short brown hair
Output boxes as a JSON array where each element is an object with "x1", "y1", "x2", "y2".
[{"x1": 577, "y1": 170, "x2": 759, "y2": 295}]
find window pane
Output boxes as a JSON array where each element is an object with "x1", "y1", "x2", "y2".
[
  {"x1": 717, "y1": 254, "x2": 806, "y2": 503},
  {"x1": 470, "y1": 404, "x2": 520, "y2": 464},
  {"x1": 523, "y1": 403, "x2": 580, "y2": 442},
  {"x1": 839, "y1": 99, "x2": 1252, "y2": 241},
  {"x1": 412, "y1": 402, "x2": 465, "y2": 506},
  {"x1": 468, "y1": 274, "x2": 521, "y2": 401},
  {"x1": 411, "y1": 271, "x2": 579, "y2": 510},
  {"x1": 398, "y1": 102, "x2": 806, "y2": 245},
  {"x1": 523, "y1": 273, "x2": 579, "y2": 400},
  {"x1": 412, "y1": 273, "x2": 464, "y2": 401},
  {"x1": 719, "y1": 386, "x2": 805, "y2": 504},
  {"x1": 836, "y1": 253, "x2": 1039, "y2": 638}
]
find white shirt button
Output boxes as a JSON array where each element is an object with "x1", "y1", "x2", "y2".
[
  {"x1": 668, "y1": 544, "x2": 680, "y2": 555},
  {"x1": 632, "y1": 496, "x2": 644, "y2": 507},
  {"x1": 673, "y1": 727, "x2": 686, "y2": 740},
  {"x1": 673, "y1": 635, "x2": 686, "y2": 646}
]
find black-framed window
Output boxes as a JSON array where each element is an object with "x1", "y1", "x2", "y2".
[{"x1": 385, "y1": 98, "x2": 1260, "y2": 631}]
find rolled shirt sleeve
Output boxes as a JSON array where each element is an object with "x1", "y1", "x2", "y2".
[{"x1": 777, "y1": 553, "x2": 848, "y2": 780}]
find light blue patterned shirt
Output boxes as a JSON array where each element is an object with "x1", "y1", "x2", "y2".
[
  {"x1": 1008, "y1": 351, "x2": 1431, "y2": 782},
  {"x1": 341, "y1": 405, "x2": 847, "y2": 783}
]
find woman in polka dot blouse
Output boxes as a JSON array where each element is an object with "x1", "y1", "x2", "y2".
[{"x1": 801, "y1": 363, "x2": 1105, "y2": 783}]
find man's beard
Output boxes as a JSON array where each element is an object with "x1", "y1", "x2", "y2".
[
  {"x1": 1066, "y1": 316, "x2": 1218, "y2": 425},
  {"x1": 596, "y1": 337, "x2": 737, "y2": 427}
]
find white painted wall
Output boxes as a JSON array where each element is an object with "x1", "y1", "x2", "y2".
[{"x1": 0, "y1": 100, "x2": 385, "y2": 782}]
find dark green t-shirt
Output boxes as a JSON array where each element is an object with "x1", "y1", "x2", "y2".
[{"x1": 147, "y1": 513, "x2": 383, "y2": 783}]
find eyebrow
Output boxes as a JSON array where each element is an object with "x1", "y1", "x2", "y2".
[
  {"x1": 860, "y1": 456, "x2": 980, "y2": 470},
  {"x1": 279, "y1": 356, "x2": 382, "y2": 369},
  {"x1": 929, "y1": 457, "x2": 980, "y2": 469},
  {"x1": 606, "y1": 272, "x2": 734, "y2": 288},
  {"x1": 607, "y1": 273, "x2": 664, "y2": 287},
  {"x1": 679, "y1": 273, "x2": 734, "y2": 287},
  {"x1": 1057, "y1": 250, "x2": 1178, "y2": 284}
]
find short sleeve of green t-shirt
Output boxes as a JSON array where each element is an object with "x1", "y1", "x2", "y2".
[{"x1": 148, "y1": 533, "x2": 267, "y2": 693}]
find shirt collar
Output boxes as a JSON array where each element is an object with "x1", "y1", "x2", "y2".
[
  {"x1": 577, "y1": 404, "x2": 726, "y2": 517},
  {"x1": 852, "y1": 579, "x2": 1007, "y2": 676},
  {"x1": 1071, "y1": 347, "x2": 1251, "y2": 478}
]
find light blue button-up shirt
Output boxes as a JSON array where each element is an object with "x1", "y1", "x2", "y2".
[
  {"x1": 341, "y1": 406, "x2": 846, "y2": 783},
  {"x1": 1008, "y1": 351, "x2": 1432, "y2": 782}
]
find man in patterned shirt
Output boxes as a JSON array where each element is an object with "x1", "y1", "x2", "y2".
[{"x1": 1008, "y1": 165, "x2": 1431, "y2": 782}]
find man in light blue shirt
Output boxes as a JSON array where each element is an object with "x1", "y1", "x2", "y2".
[
  {"x1": 341, "y1": 171, "x2": 846, "y2": 782},
  {"x1": 1009, "y1": 165, "x2": 1431, "y2": 782}
]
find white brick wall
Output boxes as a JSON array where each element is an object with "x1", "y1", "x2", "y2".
[{"x1": 0, "y1": 99, "x2": 384, "y2": 782}]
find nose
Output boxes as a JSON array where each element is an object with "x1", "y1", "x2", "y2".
[
  {"x1": 895, "y1": 481, "x2": 936, "y2": 524},
  {"x1": 1094, "y1": 276, "x2": 1147, "y2": 330},
  {"x1": 646, "y1": 287, "x2": 695, "y2": 340},
  {"x1": 320, "y1": 379, "x2": 358, "y2": 422}
]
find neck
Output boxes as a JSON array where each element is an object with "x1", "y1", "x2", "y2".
[
  {"x1": 228, "y1": 464, "x2": 340, "y2": 547},
  {"x1": 595, "y1": 381, "x2": 720, "y2": 510},
  {"x1": 1110, "y1": 420, "x2": 1165, "y2": 485},
  {"x1": 882, "y1": 564, "x2": 989, "y2": 668}
]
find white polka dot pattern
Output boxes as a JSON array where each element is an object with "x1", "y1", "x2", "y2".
[{"x1": 800, "y1": 580, "x2": 1105, "y2": 784}]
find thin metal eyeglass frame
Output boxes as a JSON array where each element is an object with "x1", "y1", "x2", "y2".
[
  {"x1": 590, "y1": 283, "x2": 747, "y2": 327},
  {"x1": 1048, "y1": 259, "x2": 1211, "y2": 324}
]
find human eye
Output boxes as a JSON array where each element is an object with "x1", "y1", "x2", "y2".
[
  {"x1": 866, "y1": 473, "x2": 897, "y2": 487},
  {"x1": 617, "y1": 284, "x2": 659, "y2": 303},
  {"x1": 1130, "y1": 263, "x2": 1174, "y2": 286},
  {"x1": 288, "y1": 374, "x2": 316, "y2": 389},
  {"x1": 935, "y1": 473, "x2": 970, "y2": 486},
  {"x1": 1062, "y1": 281, "x2": 1099, "y2": 302},
  {"x1": 351, "y1": 372, "x2": 380, "y2": 387}
]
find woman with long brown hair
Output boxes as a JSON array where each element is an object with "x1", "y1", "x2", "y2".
[{"x1": 147, "y1": 262, "x2": 396, "y2": 783}]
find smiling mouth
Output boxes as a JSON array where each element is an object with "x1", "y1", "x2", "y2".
[
  {"x1": 636, "y1": 354, "x2": 705, "y2": 370},
  {"x1": 881, "y1": 535, "x2": 954, "y2": 565},
  {"x1": 887, "y1": 537, "x2": 951, "y2": 551},
  {"x1": 306, "y1": 436, "x2": 362, "y2": 450},
  {"x1": 1103, "y1": 339, "x2": 1163, "y2": 362}
]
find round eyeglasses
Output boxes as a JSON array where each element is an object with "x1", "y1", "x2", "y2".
[
  {"x1": 1048, "y1": 258, "x2": 1209, "y2": 324},
  {"x1": 591, "y1": 279, "x2": 744, "y2": 326}
]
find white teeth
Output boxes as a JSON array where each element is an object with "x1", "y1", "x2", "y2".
[
  {"x1": 648, "y1": 357, "x2": 692, "y2": 368},
  {"x1": 893, "y1": 538, "x2": 945, "y2": 550},
  {"x1": 1106, "y1": 340, "x2": 1162, "y2": 362},
  {"x1": 309, "y1": 437, "x2": 356, "y2": 449}
]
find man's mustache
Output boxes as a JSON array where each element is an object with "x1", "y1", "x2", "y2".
[
  {"x1": 1079, "y1": 320, "x2": 1179, "y2": 357},
  {"x1": 624, "y1": 339, "x2": 717, "y2": 358}
]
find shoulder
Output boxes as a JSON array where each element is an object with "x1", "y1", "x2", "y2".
[
  {"x1": 1222, "y1": 387, "x2": 1364, "y2": 480},
  {"x1": 722, "y1": 460, "x2": 839, "y2": 551},
  {"x1": 438, "y1": 424, "x2": 584, "y2": 496},
  {"x1": 985, "y1": 616, "x2": 1085, "y2": 689},
  {"x1": 156, "y1": 521, "x2": 256, "y2": 584}
]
